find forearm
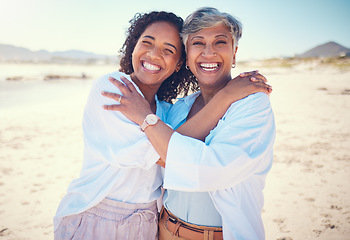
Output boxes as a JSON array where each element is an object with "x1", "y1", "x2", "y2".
[
  {"x1": 150, "y1": 90, "x2": 235, "y2": 166},
  {"x1": 176, "y1": 71, "x2": 271, "y2": 140},
  {"x1": 148, "y1": 90, "x2": 238, "y2": 164},
  {"x1": 143, "y1": 121, "x2": 175, "y2": 161},
  {"x1": 176, "y1": 90, "x2": 236, "y2": 141}
]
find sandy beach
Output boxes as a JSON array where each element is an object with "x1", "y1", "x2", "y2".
[{"x1": 0, "y1": 60, "x2": 349, "y2": 239}]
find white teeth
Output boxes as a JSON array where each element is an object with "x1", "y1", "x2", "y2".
[
  {"x1": 201, "y1": 63, "x2": 217, "y2": 68},
  {"x1": 143, "y1": 62, "x2": 160, "y2": 71},
  {"x1": 200, "y1": 63, "x2": 219, "y2": 71}
]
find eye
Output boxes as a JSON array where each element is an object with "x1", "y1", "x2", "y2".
[
  {"x1": 192, "y1": 41, "x2": 204, "y2": 46},
  {"x1": 163, "y1": 48, "x2": 174, "y2": 55},
  {"x1": 216, "y1": 40, "x2": 227, "y2": 45},
  {"x1": 142, "y1": 40, "x2": 152, "y2": 46}
]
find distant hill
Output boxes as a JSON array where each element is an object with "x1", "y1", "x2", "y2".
[
  {"x1": 0, "y1": 43, "x2": 119, "y2": 64},
  {"x1": 297, "y1": 42, "x2": 350, "y2": 58}
]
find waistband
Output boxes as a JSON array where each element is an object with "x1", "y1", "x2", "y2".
[
  {"x1": 160, "y1": 207, "x2": 223, "y2": 240},
  {"x1": 85, "y1": 198, "x2": 158, "y2": 221}
]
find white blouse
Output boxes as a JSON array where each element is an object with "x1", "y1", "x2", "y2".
[{"x1": 54, "y1": 71, "x2": 170, "y2": 231}]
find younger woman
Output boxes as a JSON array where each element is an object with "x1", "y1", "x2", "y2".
[{"x1": 54, "y1": 11, "x2": 190, "y2": 240}]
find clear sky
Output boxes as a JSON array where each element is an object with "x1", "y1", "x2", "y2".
[{"x1": 1, "y1": 0, "x2": 349, "y2": 60}]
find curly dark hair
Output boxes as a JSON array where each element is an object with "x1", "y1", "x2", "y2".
[{"x1": 118, "y1": 11, "x2": 198, "y2": 103}]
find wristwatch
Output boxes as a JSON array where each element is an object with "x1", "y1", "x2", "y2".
[{"x1": 141, "y1": 114, "x2": 160, "y2": 131}]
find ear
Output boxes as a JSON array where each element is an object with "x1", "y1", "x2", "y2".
[
  {"x1": 185, "y1": 58, "x2": 189, "y2": 69},
  {"x1": 175, "y1": 60, "x2": 183, "y2": 72},
  {"x1": 232, "y1": 46, "x2": 238, "y2": 65}
]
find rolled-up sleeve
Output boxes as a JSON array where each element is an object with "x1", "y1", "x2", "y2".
[{"x1": 163, "y1": 93, "x2": 276, "y2": 191}]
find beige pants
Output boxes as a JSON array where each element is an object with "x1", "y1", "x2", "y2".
[
  {"x1": 158, "y1": 208, "x2": 223, "y2": 240},
  {"x1": 159, "y1": 213, "x2": 186, "y2": 240},
  {"x1": 54, "y1": 198, "x2": 158, "y2": 240}
]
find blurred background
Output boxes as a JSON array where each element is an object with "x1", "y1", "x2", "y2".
[
  {"x1": 1, "y1": 0, "x2": 350, "y2": 60},
  {"x1": 0, "y1": 1, "x2": 349, "y2": 240}
]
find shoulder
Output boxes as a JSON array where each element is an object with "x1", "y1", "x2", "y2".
[
  {"x1": 90, "y1": 72, "x2": 146, "y2": 98},
  {"x1": 92, "y1": 71, "x2": 129, "y2": 90},
  {"x1": 239, "y1": 92, "x2": 270, "y2": 105},
  {"x1": 224, "y1": 92, "x2": 273, "y2": 119},
  {"x1": 85, "y1": 71, "x2": 131, "y2": 107},
  {"x1": 233, "y1": 92, "x2": 270, "y2": 109}
]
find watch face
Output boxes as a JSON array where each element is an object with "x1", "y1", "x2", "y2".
[{"x1": 147, "y1": 114, "x2": 158, "y2": 124}]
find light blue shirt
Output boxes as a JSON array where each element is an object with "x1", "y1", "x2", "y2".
[
  {"x1": 163, "y1": 91, "x2": 276, "y2": 240},
  {"x1": 54, "y1": 71, "x2": 171, "y2": 231},
  {"x1": 163, "y1": 91, "x2": 222, "y2": 227}
]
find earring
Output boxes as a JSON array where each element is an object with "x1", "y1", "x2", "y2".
[
  {"x1": 185, "y1": 65, "x2": 190, "y2": 70},
  {"x1": 232, "y1": 64, "x2": 236, "y2": 68}
]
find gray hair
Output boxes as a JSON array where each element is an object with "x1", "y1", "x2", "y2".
[{"x1": 181, "y1": 7, "x2": 242, "y2": 50}]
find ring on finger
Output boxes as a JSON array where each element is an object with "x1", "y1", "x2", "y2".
[{"x1": 118, "y1": 95, "x2": 122, "y2": 103}]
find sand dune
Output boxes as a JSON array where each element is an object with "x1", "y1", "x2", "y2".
[{"x1": 0, "y1": 61, "x2": 349, "y2": 239}]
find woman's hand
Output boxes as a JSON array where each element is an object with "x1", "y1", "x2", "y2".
[
  {"x1": 101, "y1": 76, "x2": 153, "y2": 126},
  {"x1": 103, "y1": 76, "x2": 174, "y2": 162},
  {"x1": 221, "y1": 70, "x2": 272, "y2": 100}
]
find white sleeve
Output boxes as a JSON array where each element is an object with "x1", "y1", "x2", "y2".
[
  {"x1": 163, "y1": 93, "x2": 276, "y2": 191},
  {"x1": 82, "y1": 73, "x2": 160, "y2": 170}
]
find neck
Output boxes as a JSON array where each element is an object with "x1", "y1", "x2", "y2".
[
  {"x1": 130, "y1": 73, "x2": 157, "y2": 113},
  {"x1": 199, "y1": 75, "x2": 231, "y2": 105}
]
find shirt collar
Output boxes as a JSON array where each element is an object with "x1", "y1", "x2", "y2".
[
  {"x1": 169, "y1": 91, "x2": 201, "y2": 129},
  {"x1": 181, "y1": 91, "x2": 201, "y2": 106}
]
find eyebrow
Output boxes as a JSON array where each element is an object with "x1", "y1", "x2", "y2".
[
  {"x1": 190, "y1": 34, "x2": 229, "y2": 41},
  {"x1": 143, "y1": 35, "x2": 178, "y2": 51},
  {"x1": 190, "y1": 36, "x2": 204, "y2": 41}
]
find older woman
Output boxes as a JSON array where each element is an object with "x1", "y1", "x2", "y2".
[{"x1": 103, "y1": 7, "x2": 275, "y2": 240}]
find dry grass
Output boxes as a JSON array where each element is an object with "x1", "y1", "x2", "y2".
[{"x1": 240, "y1": 57, "x2": 350, "y2": 71}]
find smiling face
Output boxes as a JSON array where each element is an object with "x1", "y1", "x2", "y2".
[
  {"x1": 186, "y1": 24, "x2": 237, "y2": 91},
  {"x1": 131, "y1": 21, "x2": 183, "y2": 91}
]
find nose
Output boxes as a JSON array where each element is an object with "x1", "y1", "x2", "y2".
[
  {"x1": 147, "y1": 46, "x2": 162, "y2": 59},
  {"x1": 202, "y1": 44, "x2": 216, "y2": 57}
]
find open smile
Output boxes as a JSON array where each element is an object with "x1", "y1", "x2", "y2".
[
  {"x1": 198, "y1": 62, "x2": 221, "y2": 72},
  {"x1": 142, "y1": 60, "x2": 161, "y2": 72}
]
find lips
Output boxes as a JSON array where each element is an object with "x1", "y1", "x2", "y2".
[
  {"x1": 199, "y1": 62, "x2": 220, "y2": 72},
  {"x1": 142, "y1": 60, "x2": 161, "y2": 72}
]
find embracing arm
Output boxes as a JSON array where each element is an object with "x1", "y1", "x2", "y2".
[
  {"x1": 102, "y1": 72, "x2": 272, "y2": 165},
  {"x1": 163, "y1": 93, "x2": 276, "y2": 191},
  {"x1": 176, "y1": 71, "x2": 272, "y2": 141},
  {"x1": 85, "y1": 73, "x2": 161, "y2": 169}
]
